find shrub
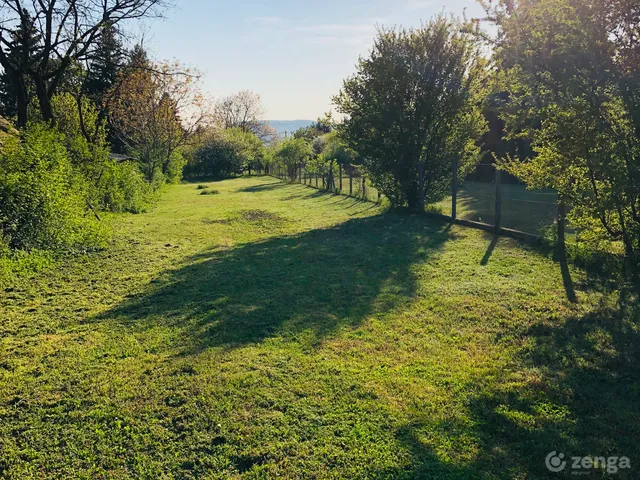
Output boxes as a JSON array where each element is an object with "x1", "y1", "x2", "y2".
[
  {"x1": 52, "y1": 93, "x2": 156, "y2": 213},
  {"x1": 166, "y1": 150, "x2": 187, "y2": 184},
  {"x1": 275, "y1": 137, "x2": 313, "y2": 180},
  {"x1": 93, "y1": 160, "x2": 155, "y2": 213},
  {"x1": 0, "y1": 124, "x2": 107, "y2": 252},
  {"x1": 200, "y1": 189, "x2": 219, "y2": 196},
  {"x1": 184, "y1": 128, "x2": 265, "y2": 179}
]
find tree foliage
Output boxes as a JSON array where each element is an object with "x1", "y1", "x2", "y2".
[
  {"x1": 0, "y1": 0, "x2": 167, "y2": 126},
  {"x1": 334, "y1": 17, "x2": 487, "y2": 209},
  {"x1": 109, "y1": 52, "x2": 209, "y2": 183},
  {"x1": 275, "y1": 137, "x2": 313, "y2": 180},
  {"x1": 485, "y1": 0, "x2": 640, "y2": 275},
  {"x1": 214, "y1": 90, "x2": 276, "y2": 142},
  {"x1": 184, "y1": 128, "x2": 265, "y2": 179}
]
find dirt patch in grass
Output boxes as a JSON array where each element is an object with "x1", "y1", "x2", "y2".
[{"x1": 238, "y1": 209, "x2": 285, "y2": 223}]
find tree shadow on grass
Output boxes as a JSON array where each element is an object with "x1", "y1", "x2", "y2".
[
  {"x1": 376, "y1": 299, "x2": 640, "y2": 479},
  {"x1": 94, "y1": 213, "x2": 455, "y2": 354},
  {"x1": 236, "y1": 182, "x2": 289, "y2": 193}
]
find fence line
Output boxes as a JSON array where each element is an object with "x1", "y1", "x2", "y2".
[
  {"x1": 270, "y1": 163, "x2": 382, "y2": 204},
  {"x1": 267, "y1": 162, "x2": 564, "y2": 245}
]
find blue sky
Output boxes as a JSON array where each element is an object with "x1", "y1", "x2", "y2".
[{"x1": 143, "y1": 0, "x2": 485, "y2": 120}]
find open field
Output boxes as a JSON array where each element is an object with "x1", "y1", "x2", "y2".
[{"x1": 1, "y1": 176, "x2": 638, "y2": 479}]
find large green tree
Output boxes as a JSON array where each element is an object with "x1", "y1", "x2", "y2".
[
  {"x1": 485, "y1": 0, "x2": 640, "y2": 277},
  {"x1": 275, "y1": 137, "x2": 313, "y2": 180},
  {"x1": 334, "y1": 16, "x2": 486, "y2": 210}
]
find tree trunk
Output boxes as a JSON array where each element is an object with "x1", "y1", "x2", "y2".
[
  {"x1": 33, "y1": 78, "x2": 55, "y2": 124},
  {"x1": 15, "y1": 75, "x2": 28, "y2": 128},
  {"x1": 407, "y1": 181, "x2": 420, "y2": 210},
  {"x1": 417, "y1": 163, "x2": 426, "y2": 212}
]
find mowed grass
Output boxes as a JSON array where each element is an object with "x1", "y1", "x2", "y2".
[{"x1": 1, "y1": 176, "x2": 638, "y2": 479}]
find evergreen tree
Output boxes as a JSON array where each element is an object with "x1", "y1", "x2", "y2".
[
  {"x1": 85, "y1": 24, "x2": 124, "y2": 107},
  {"x1": 0, "y1": 11, "x2": 41, "y2": 124}
]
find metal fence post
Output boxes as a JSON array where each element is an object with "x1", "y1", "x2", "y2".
[
  {"x1": 362, "y1": 177, "x2": 366, "y2": 199},
  {"x1": 452, "y1": 157, "x2": 458, "y2": 220},
  {"x1": 339, "y1": 164, "x2": 343, "y2": 192},
  {"x1": 349, "y1": 169, "x2": 353, "y2": 196},
  {"x1": 495, "y1": 167, "x2": 502, "y2": 233},
  {"x1": 558, "y1": 199, "x2": 566, "y2": 249}
]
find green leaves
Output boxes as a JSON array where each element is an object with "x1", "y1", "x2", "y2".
[
  {"x1": 334, "y1": 16, "x2": 486, "y2": 210},
  {"x1": 275, "y1": 137, "x2": 313, "y2": 180},
  {"x1": 489, "y1": 0, "x2": 640, "y2": 270}
]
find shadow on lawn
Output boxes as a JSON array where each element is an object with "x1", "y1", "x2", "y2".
[
  {"x1": 378, "y1": 299, "x2": 640, "y2": 479},
  {"x1": 236, "y1": 182, "x2": 289, "y2": 193},
  {"x1": 95, "y1": 212, "x2": 454, "y2": 354}
]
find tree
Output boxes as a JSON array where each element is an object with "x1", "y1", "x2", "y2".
[
  {"x1": 0, "y1": 0, "x2": 166, "y2": 126},
  {"x1": 184, "y1": 128, "x2": 263, "y2": 179},
  {"x1": 306, "y1": 131, "x2": 355, "y2": 190},
  {"x1": 275, "y1": 137, "x2": 313, "y2": 180},
  {"x1": 108, "y1": 51, "x2": 209, "y2": 183},
  {"x1": 293, "y1": 113, "x2": 334, "y2": 143},
  {"x1": 214, "y1": 90, "x2": 275, "y2": 142},
  {"x1": 484, "y1": 0, "x2": 640, "y2": 278},
  {"x1": 0, "y1": 11, "x2": 41, "y2": 124},
  {"x1": 84, "y1": 24, "x2": 124, "y2": 106},
  {"x1": 334, "y1": 17, "x2": 487, "y2": 210}
]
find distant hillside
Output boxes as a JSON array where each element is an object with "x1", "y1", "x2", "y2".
[{"x1": 265, "y1": 120, "x2": 314, "y2": 137}]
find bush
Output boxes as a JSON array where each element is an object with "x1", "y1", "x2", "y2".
[
  {"x1": 166, "y1": 151, "x2": 187, "y2": 184},
  {"x1": 275, "y1": 137, "x2": 313, "y2": 179},
  {"x1": 184, "y1": 128, "x2": 265, "y2": 179},
  {"x1": 52, "y1": 93, "x2": 156, "y2": 213},
  {"x1": 93, "y1": 160, "x2": 155, "y2": 213},
  {"x1": 0, "y1": 124, "x2": 107, "y2": 252}
]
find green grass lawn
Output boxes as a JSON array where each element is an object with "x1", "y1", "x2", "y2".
[{"x1": 1, "y1": 176, "x2": 638, "y2": 479}]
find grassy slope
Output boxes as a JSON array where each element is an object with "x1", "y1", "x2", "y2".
[{"x1": 1, "y1": 177, "x2": 638, "y2": 479}]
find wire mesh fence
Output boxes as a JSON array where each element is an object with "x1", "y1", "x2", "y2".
[
  {"x1": 272, "y1": 163, "x2": 382, "y2": 203},
  {"x1": 271, "y1": 161, "x2": 564, "y2": 240}
]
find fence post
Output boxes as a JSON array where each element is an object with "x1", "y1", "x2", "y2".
[
  {"x1": 349, "y1": 169, "x2": 353, "y2": 196},
  {"x1": 494, "y1": 167, "x2": 502, "y2": 233},
  {"x1": 339, "y1": 164, "x2": 343, "y2": 192},
  {"x1": 452, "y1": 157, "x2": 458, "y2": 220},
  {"x1": 377, "y1": 192, "x2": 381, "y2": 203},
  {"x1": 558, "y1": 198, "x2": 566, "y2": 249},
  {"x1": 362, "y1": 177, "x2": 366, "y2": 199},
  {"x1": 315, "y1": 175, "x2": 318, "y2": 187}
]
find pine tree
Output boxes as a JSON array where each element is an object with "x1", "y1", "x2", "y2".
[
  {"x1": 0, "y1": 11, "x2": 41, "y2": 124},
  {"x1": 85, "y1": 24, "x2": 124, "y2": 107}
]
